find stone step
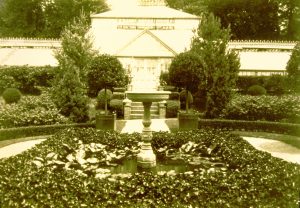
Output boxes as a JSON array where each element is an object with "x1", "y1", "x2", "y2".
[
  {"x1": 130, "y1": 114, "x2": 160, "y2": 120},
  {"x1": 131, "y1": 102, "x2": 159, "y2": 106},
  {"x1": 131, "y1": 109, "x2": 159, "y2": 114},
  {"x1": 131, "y1": 106, "x2": 158, "y2": 111}
]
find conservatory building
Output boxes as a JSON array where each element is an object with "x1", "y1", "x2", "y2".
[{"x1": 90, "y1": 0, "x2": 200, "y2": 91}]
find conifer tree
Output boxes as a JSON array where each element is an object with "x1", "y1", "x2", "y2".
[
  {"x1": 191, "y1": 13, "x2": 240, "y2": 118},
  {"x1": 286, "y1": 43, "x2": 300, "y2": 93},
  {"x1": 52, "y1": 13, "x2": 95, "y2": 122}
]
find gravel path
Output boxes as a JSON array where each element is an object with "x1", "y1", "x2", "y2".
[{"x1": 243, "y1": 137, "x2": 300, "y2": 164}]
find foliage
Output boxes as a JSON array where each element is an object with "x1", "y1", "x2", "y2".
[
  {"x1": 111, "y1": 92, "x2": 125, "y2": 100},
  {"x1": 206, "y1": 0, "x2": 280, "y2": 40},
  {"x1": 2, "y1": 88, "x2": 21, "y2": 104},
  {"x1": 0, "y1": 93, "x2": 69, "y2": 128},
  {"x1": 166, "y1": 0, "x2": 299, "y2": 40},
  {"x1": 96, "y1": 89, "x2": 113, "y2": 110},
  {"x1": 0, "y1": 66, "x2": 56, "y2": 95},
  {"x1": 52, "y1": 13, "x2": 94, "y2": 123},
  {"x1": 168, "y1": 51, "x2": 202, "y2": 112},
  {"x1": 87, "y1": 54, "x2": 128, "y2": 98},
  {"x1": 222, "y1": 94, "x2": 300, "y2": 123},
  {"x1": 166, "y1": 100, "x2": 180, "y2": 118},
  {"x1": 169, "y1": 92, "x2": 180, "y2": 100},
  {"x1": 0, "y1": 128, "x2": 299, "y2": 207},
  {"x1": 236, "y1": 75, "x2": 289, "y2": 95},
  {"x1": 199, "y1": 119, "x2": 300, "y2": 137},
  {"x1": 159, "y1": 70, "x2": 170, "y2": 86},
  {"x1": 109, "y1": 99, "x2": 124, "y2": 118},
  {"x1": 247, "y1": 85, "x2": 267, "y2": 96},
  {"x1": 286, "y1": 42, "x2": 300, "y2": 93},
  {"x1": 0, "y1": 0, "x2": 107, "y2": 38},
  {"x1": 191, "y1": 13, "x2": 240, "y2": 118}
]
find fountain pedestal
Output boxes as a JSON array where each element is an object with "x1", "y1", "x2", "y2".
[{"x1": 126, "y1": 91, "x2": 170, "y2": 168}]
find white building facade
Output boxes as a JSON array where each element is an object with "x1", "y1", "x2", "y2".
[{"x1": 90, "y1": 0, "x2": 200, "y2": 91}]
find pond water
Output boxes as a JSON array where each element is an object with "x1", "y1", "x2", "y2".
[{"x1": 106, "y1": 157, "x2": 226, "y2": 174}]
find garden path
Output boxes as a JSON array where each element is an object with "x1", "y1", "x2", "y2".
[{"x1": 243, "y1": 137, "x2": 300, "y2": 164}]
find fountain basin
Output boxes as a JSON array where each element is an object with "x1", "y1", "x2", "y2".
[{"x1": 126, "y1": 91, "x2": 171, "y2": 102}]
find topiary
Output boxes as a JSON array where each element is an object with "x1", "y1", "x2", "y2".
[
  {"x1": 109, "y1": 99, "x2": 124, "y2": 118},
  {"x1": 166, "y1": 100, "x2": 180, "y2": 118},
  {"x1": 96, "y1": 89, "x2": 113, "y2": 110},
  {"x1": 247, "y1": 85, "x2": 267, "y2": 96},
  {"x1": 179, "y1": 90, "x2": 193, "y2": 110},
  {"x1": 2, "y1": 88, "x2": 22, "y2": 104}
]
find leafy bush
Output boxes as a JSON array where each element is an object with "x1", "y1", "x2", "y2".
[
  {"x1": 109, "y1": 99, "x2": 124, "y2": 118},
  {"x1": 0, "y1": 66, "x2": 56, "y2": 95},
  {"x1": 96, "y1": 89, "x2": 113, "y2": 110},
  {"x1": 0, "y1": 75, "x2": 18, "y2": 95},
  {"x1": 111, "y1": 92, "x2": 125, "y2": 100},
  {"x1": 0, "y1": 93, "x2": 69, "y2": 128},
  {"x1": 223, "y1": 95, "x2": 300, "y2": 123},
  {"x1": 247, "y1": 85, "x2": 267, "y2": 95},
  {"x1": 0, "y1": 128, "x2": 299, "y2": 207},
  {"x1": 166, "y1": 100, "x2": 180, "y2": 118},
  {"x1": 2, "y1": 88, "x2": 22, "y2": 104}
]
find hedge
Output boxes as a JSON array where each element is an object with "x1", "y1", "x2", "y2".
[
  {"x1": 0, "y1": 123, "x2": 95, "y2": 141},
  {"x1": 0, "y1": 65, "x2": 56, "y2": 95},
  {"x1": 198, "y1": 119, "x2": 300, "y2": 137}
]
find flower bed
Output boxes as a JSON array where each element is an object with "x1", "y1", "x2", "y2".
[
  {"x1": 0, "y1": 93, "x2": 69, "y2": 128},
  {"x1": 0, "y1": 128, "x2": 299, "y2": 207},
  {"x1": 222, "y1": 95, "x2": 300, "y2": 123}
]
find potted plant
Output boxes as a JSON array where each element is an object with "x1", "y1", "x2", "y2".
[
  {"x1": 87, "y1": 54, "x2": 128, "y2": 130},
  {"x1": 168, "y1": 51, "x2": 201, "y2": 129}
]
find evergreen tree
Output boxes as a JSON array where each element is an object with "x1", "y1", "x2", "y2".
[
  {"x1": 52, "y1": 13, "x2": 95, "y2": 122},
  {"x1": 286, "y1": 43, "x2": 300, "y2": 93},
  {"x1": 191, "y1": 13, "x2": 240, "y2": 118}
]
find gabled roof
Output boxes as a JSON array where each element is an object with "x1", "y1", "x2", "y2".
[
  {"x1": 91, "y1": 5, "x2": 199, "y2": 19},
  {"x1": 115, "y1": 30, "x2": 177, "y2": 57}
]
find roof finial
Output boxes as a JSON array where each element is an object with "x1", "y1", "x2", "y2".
[{"x1": 138, "y1": 0, "x2": 166, "y2": 6}]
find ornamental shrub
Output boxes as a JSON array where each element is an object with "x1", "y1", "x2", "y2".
[
  {"x1": 109, "y1": 99, "x2": 124, "y2": 118},
  {"x1": 0, "y1": 75, "x2": 18, "y2": 95},
  {"x1": 111, "y1": 92, "x2": 125, "y2": 100},
  {"x1": 166, "y1": 100, "x2": 180, "y2": 118},
  {"x1": 96, "y1": 89, "x2": 113, "y2": 110},
  {"x1": 247, "y1": 85, "x2": 267, "y2": 95},
  {"x1": 223, "y1": 95, "x2": 300, "y2": 123},
  {"x1": 0, "y1": 93, "x2": 69, "y2": 128},
  {"x1": 2, "y1": 88, "x2": 22, "y2": 104},
  {"x1": 169, "y1": 92, "x2": 179, "y2": 100}
]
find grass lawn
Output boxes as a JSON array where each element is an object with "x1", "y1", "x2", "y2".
[{"x1": 233, "y1": 131, "x2": 300, "y2": 149}]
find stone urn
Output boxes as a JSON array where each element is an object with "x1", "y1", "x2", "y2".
[{"x1": 126, "y1": 91, "x2": 171, "y2": 168}]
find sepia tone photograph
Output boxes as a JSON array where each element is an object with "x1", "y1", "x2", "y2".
[{"x1": 0, "y1": 0, "x2": 299, "y2": 207}]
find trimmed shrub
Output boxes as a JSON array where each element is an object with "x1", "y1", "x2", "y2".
[
  {"x1": 0, "y1": 93, "x2": 69, "y2": 128},
  {"x1": 0, "y1": 123, "x2": 94, "y2": 141},
  {"x1": 96, "y1": 89, "x2": 113, "y2": 110},
  {"x1": 198, "y1": 119, "x2": 300, "y2": 137},
  {"x1": 179, "y1": 90, "x2": 193, "y2": 109},
  {"x1": 247, "y1": 85, "x2": 267, "y2": 95},
  {"x1": 223, "y1": 95, "x2": 300, "y2": 123},
  {"x1": 2, "y1": 88, "x2": 22, "y2": 104},
  {"x1": 265, "y1": 74, "x2": 288, "y2": 95},
  {"x1": 109, "y1": 99, "x2": 124, "y2": 118},
  {"x1": 236, "y1": 76, "x2": 268, "y2": 93},
  {"x1": 0, "y1": 66, "x2": 56, "y2": 95},
  {"x1": 111, "y1": 92, "x2": 125, "y2": 100},
  {"x1": 166, "y1": 100, "x2": 180, "y2": 118}
]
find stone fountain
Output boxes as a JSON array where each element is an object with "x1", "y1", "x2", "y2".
[{"x1": 126, "y1": 91, "x2": 171, "y2": 169}]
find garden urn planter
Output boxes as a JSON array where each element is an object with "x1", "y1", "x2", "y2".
[
  {"x1": 178, "y1": 112, "x2": 199, "y2": 130},
  {"x1": 96, "y1": 112, "x2": 116, "y2": 130}
]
